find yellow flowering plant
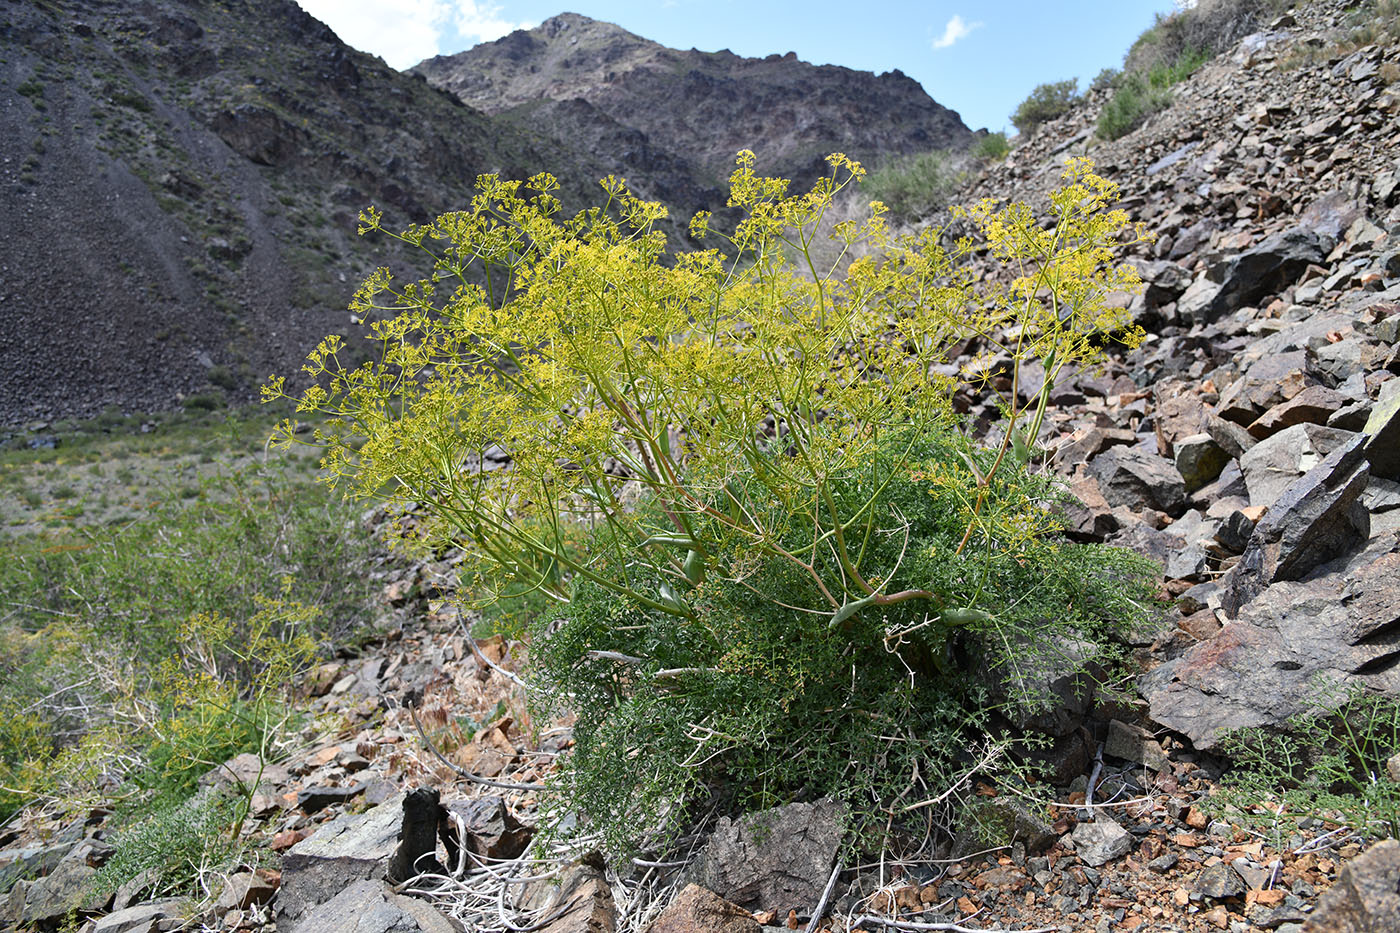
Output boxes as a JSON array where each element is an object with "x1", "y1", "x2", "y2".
[
  {"x1": 266, "y1": 155, "x2": 1145, "y2": 628},
  {"x1": 267, "y1": 154, "x2": 1159, "y2": 847}
]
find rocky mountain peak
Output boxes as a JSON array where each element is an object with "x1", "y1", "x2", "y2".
[{"x1": 412, "y1": 14, "x2": 974, "y2": 208}]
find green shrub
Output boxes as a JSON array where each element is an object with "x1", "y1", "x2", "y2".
[
  {"x1": 270, "y1": 154, "x2": 1158, "y2": 852},
  {"x1": 533, "y1": 427, "x2": 1160, "y2": 850},
  {"x1": 207, "y1": 365, "x2": 239, "y2": 392},
  {"x1": 1010, "y1": 79, "x2": 1079, "y2": 135},
  {"x1": 972, "y1": 132, "x2": 1010, "y2": 163},
  {"x1": 1091, "y1": 67, "x2": 1121, "y2": 92},
  {"x1": 1096, "y1": 73, "x2": 1174, "y2": 141},
  {"x1": 110, "y1": 90, "x2": 153, "y2": 113},
  {"x1": 182, "y1": 391, "x2": 224, "y2": 411},
  {"x1": 863, "y1": 149, "x2": 964, "y2": 220},
  {"x1": 93, "y1": 790, "x2": 246, "y2": 903}
]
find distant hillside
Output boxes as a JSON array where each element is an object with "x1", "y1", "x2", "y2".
[
  {"x1": 413, "y1": 13, "x2": 976, "y2": 214},
  {"x1": 0, "y1": 0, "x2": 605, "y2": 426}
]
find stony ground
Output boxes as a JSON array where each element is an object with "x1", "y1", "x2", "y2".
[{"x1": 3, "y1": 0, "x2": 1400, "y2": 931}]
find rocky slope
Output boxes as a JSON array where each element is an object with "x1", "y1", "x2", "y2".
[
  {"x1": 413, "y1": 13, "x2": 975, "y2": 212},
  {"x1": 0, "y1": 0, "x2": 607, "y2": 427}
]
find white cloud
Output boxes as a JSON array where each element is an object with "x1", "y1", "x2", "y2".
[
  {"x1": 932, "y1": 14, "x2": 982, "y2": 50},
  {"x1": 454, "y1": 1, "x2": 532, "y2": 44},
  {"x1": 294, "y1": 0, "x2": 530, "y2": 71}
]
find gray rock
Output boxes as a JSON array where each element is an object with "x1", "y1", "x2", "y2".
[
  {"x1": 91, "y1": 898, "x2": 191, "y2": 933},
  {"x1": 1147, "y1": 853, "x2": 1178, "y2": 873},
  {"x1": 690, "y1": 799, "x2": 845, "y2": 913},
  {"x1": 1215, "y1": 509, "x2": 1258, "y2": 553},
  {"x1": 1207, "y1": 415, "x2": 1258, "y2": 459},
  {"x1": 0, "y1": 844, "x2": 67, "y2": 896},
  {"x1": 1217, "y1": 351, "x2": 1317, "y2": 426},
  {"x1": 1068, "y1": 818, "x2": 1132, "y2": 867},
  {"x1": 1088, "y1": 446, "x2": 1187, "y2": 514},
  {"x1": 986, "y1": 632, "x2": 1100, "y2": 737},
  {"x1": 1195, "y1": 862, "x2": 1246, "y2": 899},
  {"x1": 290, "y1": 879, "x2": 463, "y2": 933},
  {"x1": 1165, "y1": 541, "x2": 1212, "y2": 582},
  {"x1": 20, "y1": 848, "x2": 101, "y2": 926},
  {"x1": 520, "y1": 858, "x2": 615, "y2": 933},
  {"x1": 1365, "y1": 478, "x2": 1400, "y2": 513},
  {"x1": 201, "y1": 752, "x2": 292, "y2": 794},
  {"x1": 278, "y1": 793, "x2": 404, "y2": 926},
  {"x1": 1364, "y1": 389, "x2": 1400, "y2": 480},
  {"x1": 1104, "y1": 720, "x2": 1171, "y2": 773},
  {"x1": 1143, "y1": 542, "x2": 1400, "y2": 748},
  {"x1": 1223, "y1": 433, "x2": 1370, "y2": 618},
  {"x1": 1198, "y1": 228, "x2": 1326, "y2": 322},
  {"x1": 1302, "y1": 839, "x2": 1400, "y2": 933},
  {"x1": 645, "y1": 884, "x2": 759, "y2": 933},
  {"x1": 1060, "y1": 475, "x2": 1119, "y2": 542},
  {"x1": 1239, "y1": 423, "x2": 1358, "y2": 509},
  {"x1": 1248, "y1": 385, "x2": 1350, "y2": 439},
  {"x1": 1175, "y1": 433, "x2": 1231, "y2": 493},
  {"x1": 444, "y1": 796, "x2": 532, "y2": 862},
  {"x1": 969, "y1": 798, "x2": 1059, "y2": 855},
  {"x1": 1177, "y1": 276, "x2": 1224, "y2": 326},
  {"x1": 216, "y1": 870, "x2": 278, "y2": 912},
  {"x1": 1314, "y1": 339, "x2": 1374, "y2": 385},
  {"x1": 298, "y1": 782, "x2": 369, "y2": 814}
]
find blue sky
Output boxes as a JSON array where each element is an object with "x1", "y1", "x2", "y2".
[{"x1": 294, "y1": 0, "x2": 1178, "y2": 132}]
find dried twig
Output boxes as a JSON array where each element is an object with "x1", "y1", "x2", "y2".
[
  {"x1": 458, "y1": 615, "x2": 531, "y2": 690},
  {"x1": 847, "y1": 914, "x2": 1059, "y2": 933},
  {"x1": 805, "y1": 862, "x2": 842, "y2": 933},
  {"x1": 407, "y1": 700, "x2": 545, "y2": 792}
]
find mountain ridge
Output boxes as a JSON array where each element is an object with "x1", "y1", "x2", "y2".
[{"x1": 412, "y1": 12, "x2": 975, "y2": 213}]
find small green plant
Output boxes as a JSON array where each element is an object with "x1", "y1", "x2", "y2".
[
  {"x1": 972, "y1": 132, "x2": 1009, "y2": 163},
  {"x1": 182, "y1": 391, "x2": 224, "y2": 411},
  {"x1": 1090, "y1": 67, "x2": 1121, "y2": 92},
  {"x1": 1211, "y1": 687, "x2": 1400, "y2": 843},
  {"x1": 92, "y1": 789, "x2": 246, "y2": 903},
  {"x1": 1010, "y1": 79, "x2": 1079, "y2": 135},
  {"x1": 269, "y1": 154, "x2": 1158, "y2": 850},
  {"x1": 109, "y1": 90, "x2": 153, "y2": 113}
]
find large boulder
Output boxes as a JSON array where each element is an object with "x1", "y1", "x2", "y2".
[
  {"x1": 1183, "y1": 227, "x2": 1326, "y2": 323},
  {"x1": 278, "y1": 794, "x2": 405, "y2": 926},
  {"x1": 1087, "y1": 446, "x2": 1187, "y2": 514},
  {"x1": 688, "y1": 799, "x2": 845, "y2": 914},
  {"x1": 1239, "y1": 423, "x2": 1358, "y2": 509},
  {"x1": 289, "y1": 879, "x2": 462, "y2": 933},
  {"x1": 1143, "y1": 540, "x2": 1400, "y2": 749},
  {"x1": 1302, "y1": 840, "x2": 1400, "y2": 933},
  {"x1": 1223, "y1": 433, "x2": 1370, "y2": 618}
]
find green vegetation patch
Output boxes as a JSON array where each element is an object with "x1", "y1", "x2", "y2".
[
  {"x1": 1011, "y1": 79, "x2": 1080, "y2": 136},
  {"x1": 863, "y1": 149, "x2": 965, "y2": 221},
  {"x1": 0, "y1": 412, "x2": 374, "y2": 845},
  {"x1": 1098, "y1": 0, "x2": 1283, "y2": 140},
  {"x1": 1209, "y1": 686, "x2": 1400, "y2": 844}
]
